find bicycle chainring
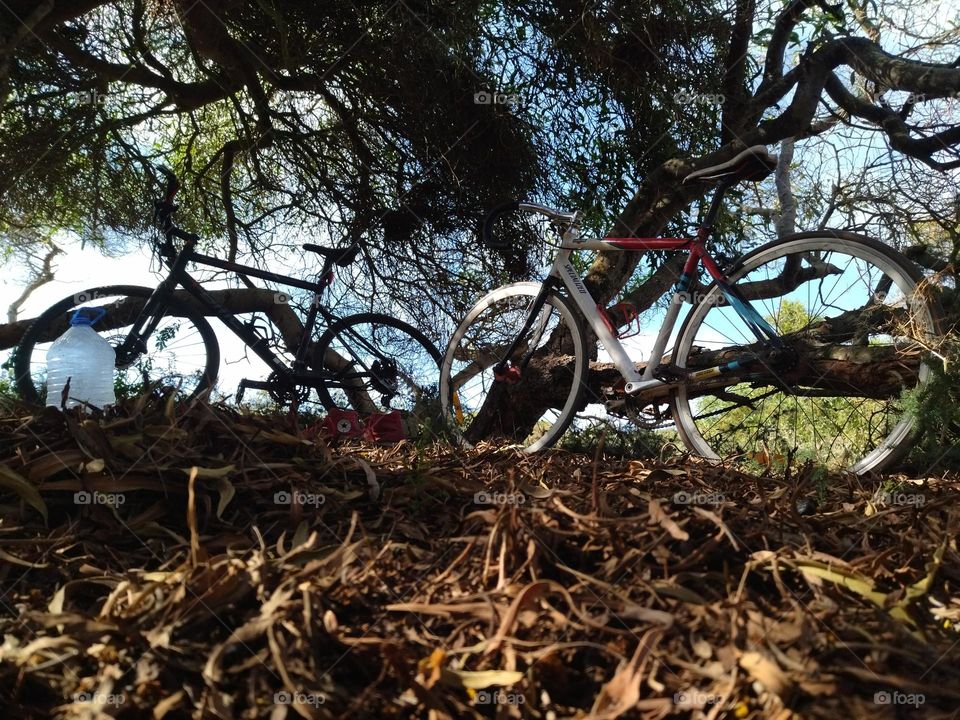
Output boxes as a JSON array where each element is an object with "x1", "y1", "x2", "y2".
[
  {"x1": 615, "y1": 400, "x2": 673, "y2": 429},
  {"x1": 267, "y1": 372, "x2": 311, "y2": 405}
]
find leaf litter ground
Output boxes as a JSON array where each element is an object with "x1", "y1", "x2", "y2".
[{"x1": 0, "y1": 396, "x2": 958, "y2": 719}]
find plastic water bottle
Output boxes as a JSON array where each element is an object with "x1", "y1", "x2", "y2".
[{"x1": 45, "y1": 307, "x2": 116, "y2": 410}]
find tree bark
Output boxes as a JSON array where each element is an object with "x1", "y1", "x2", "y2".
[
  {"x1": 476, "y1": 340, "x2": 923, "y2": 424},
  {"x1": 0, "y1": 288, "x2": 304, "y2": 351}
]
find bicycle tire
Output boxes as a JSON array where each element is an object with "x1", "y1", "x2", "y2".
[
  {"x1": 670, "y1": 231, "x2": 942, "y2": 474},
  {"x1": 439, "y1": 282, "x2": 589, "y2": 452},
  {"x1": 314, "y1": 313, "x2": 441, "y2": 415},
  {"x1": 14, "y1": 285, "x2": 220, "y2": 405}
]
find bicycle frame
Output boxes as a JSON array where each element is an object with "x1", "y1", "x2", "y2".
[
  {"x1": 529, "y1": 217, "x2": 783, "y2": 400},
  {"x1": 118, "y1": 242, "x2": 335, "y2": 382}
]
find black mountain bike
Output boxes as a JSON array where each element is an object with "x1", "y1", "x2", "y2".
[{"x1": 14, "y1": 170, "x2": 442, "y2": 426}]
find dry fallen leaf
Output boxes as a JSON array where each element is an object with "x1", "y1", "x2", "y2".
[{"x1": 0, "y1": 396, "x2": 958, "y2": 719}]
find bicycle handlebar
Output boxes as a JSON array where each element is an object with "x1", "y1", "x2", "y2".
[{"x1": 480, "y1": 200, "x2": 579, "y2": 248}]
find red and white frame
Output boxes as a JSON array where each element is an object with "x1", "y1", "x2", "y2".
[{"x1": 523, "y1": 203, "x2": 775, "y2": 399}]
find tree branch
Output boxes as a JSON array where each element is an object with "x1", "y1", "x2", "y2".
[
  {"x1": 0, "y1": 288, "x2": 302, "y2": 351},
  {"x1": 719, "y1": 0, "x2": 756, "y2": 143},
  {"x1": 6, "y1": 243, "x2": 61, "y2": 323}
]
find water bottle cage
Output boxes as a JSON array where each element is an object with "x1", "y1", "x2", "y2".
[
  {"x1": 599, "y1": 302, "x2": 642, "y2": 339},
  {"x1": 244, "y1": 316, "x2": 274, "y2": 349}
]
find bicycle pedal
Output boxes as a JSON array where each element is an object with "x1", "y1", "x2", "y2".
[
  {"x1": 321, "y1": 408, "x2": 363, "y2": 438},
  {"x1": 363, "y1": 410, "x2": 407, "y2": 444},
  {"x1": 236, "y1": 377, "x2": 271, "y2": 403},
  {"x1": 236, "y1": 378, "x2": 256, "y2": 403},
  {"x1": 602, "y1": 380, "x2": 627, "y2": 397}
]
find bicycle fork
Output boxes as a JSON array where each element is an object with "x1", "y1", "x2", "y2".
[
  {"x1": 114, "y1": 246, "x2": 209, "y2": 369},
  {"x1": 113, "y1": 289, "x2": 176, "y2": 367},
  {"x1": 490, "y1": 278, "x2": 560, "y2": 384}
]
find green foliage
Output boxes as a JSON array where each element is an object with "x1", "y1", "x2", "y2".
[
  {"x1": 559, "y1": 420, "x2": 670, "y2": 460},
  {"x1": 904, "y1": 334, "x2": 960, "y2": 469},
  {"x1": 0, "y1": 370, "x2": 16, "y2": 413},
  {"x1": 773, "y1": 299, "x2": 815, "y2": 333},
  {"x1": 0, "y1": 0, "x2": 731, "y2": 327},
  {"x1": 693, "y1": 301, "x2": 886, "y2": 472}
]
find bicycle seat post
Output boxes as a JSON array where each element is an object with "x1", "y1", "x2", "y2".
[{"x1": 697, "y1": 179, "x2": 733, "y2": 241}]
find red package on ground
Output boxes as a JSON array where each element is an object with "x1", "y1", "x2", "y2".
[
  {"x1": 321, "y1": 408, "x2": 363, "y2": 438},
  {"x1": 362, "y1": 410, "x2": 407, "y2": 443}
]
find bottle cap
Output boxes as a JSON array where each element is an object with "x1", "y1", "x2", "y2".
[{"x1": 69, "y1": 307, "x2": 107, "y2": 326}]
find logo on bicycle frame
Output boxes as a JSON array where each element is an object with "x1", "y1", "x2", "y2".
[{"x1": 562, "y1": 263, "x2": 589, "y2": 295}]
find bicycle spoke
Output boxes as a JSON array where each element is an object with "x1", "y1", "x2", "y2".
[
  {"x1": 441, "y1": 285, "x2": 587, "y2": 452},
  {"x1": 673, "y1": 235, "x2": 937, "y2": 474}
]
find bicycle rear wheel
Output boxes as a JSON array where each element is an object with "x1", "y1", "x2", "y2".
[
  {"x1": 14, "y1": 286, "x2": 220, "y2": 405},
  {"x1": 439, "y1": 282, "x2": 589, "y2": 452},
  {"x1": 670, "y1": 232, "x2": 941, "y2": 474},
  {"x1": 313, "y1": 313, "x2": 442, "y2": 435}
]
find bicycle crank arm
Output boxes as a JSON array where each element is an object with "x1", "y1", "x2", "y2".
[
  {"x1": 622, "y1": 365, "x2": 766, "y2": 404},
  {"x1": 236, "y1": 378, "x2": 275, "y2": 403},
  {"x1": 619, "y1": 364, "x2": 742, "y2": 398},
  {"x1": 623, "y1": 377, "x2": 673, "y2": 399}
]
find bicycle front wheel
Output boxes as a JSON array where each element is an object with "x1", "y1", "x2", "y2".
[
  {"x1": 440, "y1": 282, "x2": 589, "y2": 452},
  {"x1": 670, "y1": 231, "x2": 941, "y2": 474},
  {"x1": 314, "y1": 313, "x2": 442, "y2": 432},
  {"x1": 14, "y1": 285, "x2": 220, "y2": 405}
]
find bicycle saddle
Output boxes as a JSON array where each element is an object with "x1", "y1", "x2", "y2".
[
  {"x1": 302, "y1": 243, "x2": 360, "y2": 266},
  {"x1": 683, "y1": 145, "x2": 778, "y2": 184}
]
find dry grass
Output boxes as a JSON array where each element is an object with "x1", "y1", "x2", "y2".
[{"x1": 1, "y1": 396, "x2": 959, "y2": 719}]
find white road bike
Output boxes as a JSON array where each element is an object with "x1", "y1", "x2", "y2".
[{"x1": 440, "y1": 146, "x2": 942, "y2": 474}]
